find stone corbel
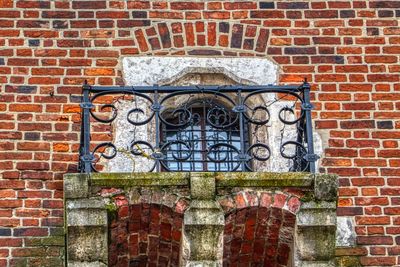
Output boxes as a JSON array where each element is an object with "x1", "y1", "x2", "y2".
[
  {"x1": 183, "y1": 173, "x2": 224, "y2": 266},
  {"x1": 295, "y1": 174, "x2": 338, "y2": 267},
  {"x1": 64, "y1": 174, "x2": 109, "y2": 267}
]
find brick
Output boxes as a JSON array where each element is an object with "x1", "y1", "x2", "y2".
[
  {"x1": 337, "y1": 207, "x2": 363, "y2": 216},
  {"x1": 57, "y1": 40, "x2": 90, "y2": 47},
  {"x1": 17, "y1": 142, "x2": 50, "y2": 151},
  {"x1": 16, "y1": 162, "x2": 49, "y2": 171},
  {"x1": 0, "y1": 200, "x2": 22, "y2": 208},
  {"x1": 149, "y1": 11, "x2": 183, "y2": 19},
  {"x1": 170, "y1": 2, "x2": 204, "y2": 10},
  {"x1": 341, "y1": 120, "x2": 375, "y2": 129},
  {"x1": 230, "y1": 24, "x2": 243, "y2": 49},
  {"x1": 72, "y1": 1, "x2": 106, "y2": 9},
  {"x1": 0, "y1": 131, "x2": 14, "y2": 146},
  {"x1": 360, "y1": 256, "x2": 396, "y2": 266},
  {"x1": 42, "y1": 11, "x2": 75, "y2": 18},
  {"x1": 357, "y1": 236, "x2": 393, "y2": 245},
  {"x1": 370, "y1": 1, "x2": 400, "y2": 8},
  {"x1": 158, "y1": 23, "x2": 171, "y2": 49},
  {"x1": 59, "y1": 59, "x2": 92, "y2": 66},
  {"x1": 9, "y1": 104, "x2": 42, "y2": 112}
]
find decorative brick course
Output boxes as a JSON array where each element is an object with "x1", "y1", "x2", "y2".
[{"x1": 0, "y1": 0, "x2": 399, "y2": 266}]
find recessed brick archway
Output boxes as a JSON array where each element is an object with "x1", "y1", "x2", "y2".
[
  {"x1": 109, "y1": 203, "x2": 184, "y2": 266},
  {"x1": 223, "y1": 207, "x2": 295, "y2": 267},
  {"x1": 219, "y1": 191, "x2": 300, "y2": 266},
  {"x1": 102, "y1": 189, "x2": 190, "y2": 267}
]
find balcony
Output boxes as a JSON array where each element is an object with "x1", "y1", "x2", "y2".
[{"x1": 78, "y1": 81, "x2": 319, "y2": 174}]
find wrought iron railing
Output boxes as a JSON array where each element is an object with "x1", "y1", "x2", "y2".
[{"x1": 79, "y1": 81, "x2": 319, "y2": 173}]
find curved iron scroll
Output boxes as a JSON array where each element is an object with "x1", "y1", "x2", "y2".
[{"x1": 78, "y1": 82, "x2": 319, "y2": 173}]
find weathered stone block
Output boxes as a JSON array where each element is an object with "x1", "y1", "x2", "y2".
[
  {"x1": 184, "y1": 225, "x2": 224, "y2": 261},
  {"x1": 336, "y1": 217, "x2": 356, "y2": 247},
  {"x1": 67, "y1": 226, "x2": 108, "y2": 263},
  {"x1": 296, "y1": 225, "x2": 336, "y2": 261},
  {"x1": 184, "y1": 201, "x2": 224, "y2": 226},
  {"x1": 297, "y1": 201, "x2": 336, "y2": 226},
  {"x1": 66, "y1": 199, "x2": 107, "y2": 227},
  {"x1": 64, "y1": 174, "x2": 89, "y2": 199},
  {"x1": 314, "y1": 174, "x2": 338, "y2": 201},
  {"x1": 190, "y1": 173, "x2": 216, "y2": 200}
]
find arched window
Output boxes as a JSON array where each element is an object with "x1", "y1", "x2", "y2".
[{"x1": 160, "y1": 97, "x2": 249, "y2": 172}]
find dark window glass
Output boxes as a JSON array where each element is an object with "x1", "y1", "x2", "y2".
[{"x1": 160, "y1": 99, "x2": 249, "y2": 172}]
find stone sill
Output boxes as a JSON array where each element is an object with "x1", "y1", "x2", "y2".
[{"x1": 83, "y1": 172, "x2": 314, "y2": 188}]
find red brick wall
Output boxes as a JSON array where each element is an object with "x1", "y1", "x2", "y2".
[{"x1": 0, "y1": 0, "x2": 399, "y2": 266}]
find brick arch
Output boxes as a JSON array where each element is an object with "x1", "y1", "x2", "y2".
[
  {"x1": 218, "y1": 191, "x2": 302, "y2": 215},
  {"x1": 223, "y1": 207, "x2": 296, "y2": 266},
  {"x1": 218, "y1": 191, "x2": 300, "y2": 266},
  {"x1": 104, "y1": 189, "x2": 190, "y2": 266},
  {"x1": 132, "y1": 21, "x2": 270, "y2": 55}
]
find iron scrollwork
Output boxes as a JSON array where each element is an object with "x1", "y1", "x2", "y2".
[{"x1": 79, "y1": 81, "x2": 318, "y2": 174}]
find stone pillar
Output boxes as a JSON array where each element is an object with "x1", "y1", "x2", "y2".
[
  {"x1": 64, "y1": 174, "x2": 109, "y2": 267},
  {"x1": 183, "y1": 173, "x2": 224, "y2": 266},
  {"x1": 295, "y1": 174, "x2": 338, "y2": 267}
]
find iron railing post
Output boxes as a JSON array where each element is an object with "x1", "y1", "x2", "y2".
[
  {"x1": 301, "y1": 80, "x2": 319, "y2": 173},
  {"x1": 234, "y1": 90, "x2": 249, "y2": 171},
  {"x1": 79, "y1": 82, "x2": 94, "y2": 173},
  {"x1": 151, "y1": 89, "x2": 162, "y2": 172}
]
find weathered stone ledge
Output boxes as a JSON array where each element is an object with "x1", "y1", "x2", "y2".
[
  {"x1": 89, "y1": 172, "x2": 190, "y2": 187},
  {"x1": 215, "y1": 172, "x2": 313, "y2": 187},
  {"x1": 68, "y1": 172, "x2": 315, "y2": 188}
]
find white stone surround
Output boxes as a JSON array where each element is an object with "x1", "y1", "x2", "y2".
[
  {"x1": 103, "y1": 57, "x2": 322, "y2": 173},
  {"x1": 122, "y1": 57, "x2": 279, "y2": 87}
]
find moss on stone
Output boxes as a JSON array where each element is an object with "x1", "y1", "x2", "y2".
[
  {"x1": 89, "y1": 172, "x2": 189, "y2": 188},
  {"x1": 26, "y1": 236, "x2": 65, "y2": 246},
  {"x1": 335, "y1": 256, "x2": 362, "y2": 267},
  {"x1": 105, "y1": 202, "x2": 117, "y2": 213},
  {"x1": 300, "y1": 191, "x2": 316, "y2": 202},
  {"x1": 314, "y1": 173, "x2": 338, "y2": 201},
  {"x1": 105, "y1": 202, "x2": 118, "y2": 223},
  {"x1": 215, "y1": 172, "x2": 313, "y2": 187}
]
